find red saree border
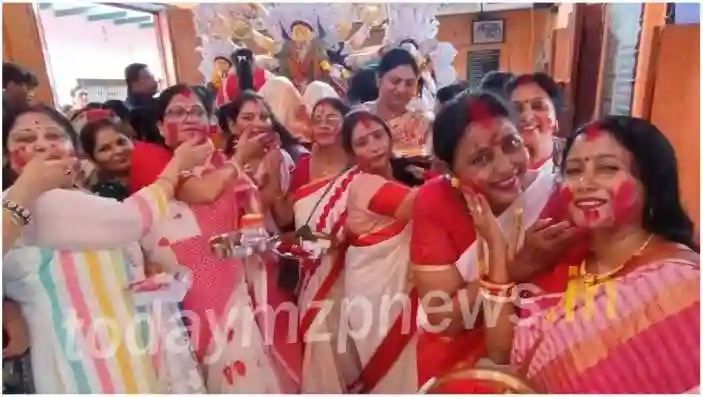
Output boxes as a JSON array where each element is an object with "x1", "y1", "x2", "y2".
[
  {"x1": 348, "y1": 221, "x2": 408, "y2": 247},
  {"x1": 348, "y1": 289, "x2": 420, "y2": 393},
  {"x1": 292, "y1": 177, "x2": 332, "y2": 204},
  {"x1": 299, "y1": 169, "x2": 361, "y2": 338}
]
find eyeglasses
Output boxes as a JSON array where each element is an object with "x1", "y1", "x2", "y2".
[{"x1": 165, "y1": 106, "x2": 207, "y2": 120}]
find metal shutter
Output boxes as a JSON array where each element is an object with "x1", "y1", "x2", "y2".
[
  {"x1": 467, "y1": 49, "x2": 501, "y2": 89},
  {"x1": 599, "y1": 3, "x2": 644, "y2": 116}
]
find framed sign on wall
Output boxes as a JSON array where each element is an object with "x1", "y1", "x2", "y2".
[{"x1": 472, "y1": 19, "x2": 505, "y2": 44}]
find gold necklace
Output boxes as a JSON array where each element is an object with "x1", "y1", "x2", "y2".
[{"x1": 579, "y1": 234, "x2": 655, "y2": 287}]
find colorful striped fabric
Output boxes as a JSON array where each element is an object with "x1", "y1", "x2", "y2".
[
  {"x1": 512, "y1": 257, "x2": 700, "y2": 394},
  {"x1": 2, "y1": 185, "x2": 172, "y2": 393},
  {"x1": 5, "y1": 247, "x2": 161, "y2": 393}
]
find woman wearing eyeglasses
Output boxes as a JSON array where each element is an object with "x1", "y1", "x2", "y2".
[{"x1": 140, "y1": 85, "x2": 302, "y2": 393}]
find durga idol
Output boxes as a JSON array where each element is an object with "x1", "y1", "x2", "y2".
[{"x1": 248, "y1": 19, "x2": 328, "y2": 92}]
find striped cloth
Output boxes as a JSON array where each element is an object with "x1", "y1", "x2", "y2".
[{"x1": 2, "y1": 185, "x2": 186, "y2": 393}]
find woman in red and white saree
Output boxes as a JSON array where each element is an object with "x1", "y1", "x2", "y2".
[
  {"x1": 340, "y1": 110, "x2": 425, "y2": 393},
  {"x1": 410, "y1": 92, "x2": 578, "y2": 393},
  {"x1": 140, "y1": 85, "x2": 299, "y2": 393},
  {"x1": 481, "y1": 116, "x2": 700, "y2": 394},
  {"x1": 288, "y1": 98, "x2": 359, "y2": 393}
]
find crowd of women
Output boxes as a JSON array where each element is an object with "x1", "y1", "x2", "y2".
[{"x1": 2, "y1": 43, "x2": 699, "y2": 394}]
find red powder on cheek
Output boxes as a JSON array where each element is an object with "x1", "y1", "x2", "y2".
[
  {"x1": 547, "y1": 184, "x2": 574, "y2": 223},
  {"x1": 611, "y1": 178, "x2": 637, "y2": 224},
  {"x1": 559, "y1": 185, "x2": 574, "y2": 203},
  {"x1": 10, "y1": 148, "x2": 27, "y2": 168},
  {"x1": 461, "y1": 180, "x2": 485, "y2": 195},
  {"x1": 165, "y1": 122, "x2": 180, "y2": 146},
  {"x1": 194, "y1": 125, "x2": 209, "y2": 144}
]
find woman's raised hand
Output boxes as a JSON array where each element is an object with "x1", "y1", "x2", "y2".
[
  {"x1": 233, "y1": 127, "x2": 273, "y2": 165},
  {"x1": 463, "y1": 186, "x2": 505, "y2": 248},
  {"x1": 12, "y1": 156, "x2": 78, "y2": 201},
  {"x1": 172, "y1": 137, "x2": 213, "y2": 172}
]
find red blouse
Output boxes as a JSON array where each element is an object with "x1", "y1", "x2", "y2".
[
  {"x1": 288, "y1": 153, "x2": 312, "y2": 195},
  {"x1": 128, "y1": 141, "x2": 173, "y2": 194},
  {"x1": 411, "y1": 177, "x2": 486, "y2": 384}
]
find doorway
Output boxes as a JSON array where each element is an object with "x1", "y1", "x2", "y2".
[{"x1": 33, "y1": 2, "x2": 166, "y2": 108}]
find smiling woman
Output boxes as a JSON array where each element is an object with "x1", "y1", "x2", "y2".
[
  {"x1": 482, "y1": 115, "x2": 700, "y2": 394},
  {"x1": 364, "y1": 48, "x2": 432, "y2": 159},
  {"x1": 79, "y1": 117, "x2": 134, "y2": 200}
]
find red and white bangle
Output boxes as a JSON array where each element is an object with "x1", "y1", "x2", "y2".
[{"x1": 479, "y1": 278, "x2": 516, "y2": 302}]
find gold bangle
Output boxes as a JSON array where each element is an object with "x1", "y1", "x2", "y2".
[
  {"x1": 479, "y1": 278, "x2": 515, "y2": 291},
  {"x1": 155, "y1": 175, "x2": 177, "y2": 187}
]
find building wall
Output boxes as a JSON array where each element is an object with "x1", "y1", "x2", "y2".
[
  {"x1": 437, "y1": 9, "x2": 554, "y2": 79},
  {"x1": 647, "y1": 24, "x2": 700, "y2": 232},
  {"x1": 36, "y1": 6, "x2": 165, "y2": 106},
  {"x1": 2, "y1": 3, "x2": 54, "y2": 105}
]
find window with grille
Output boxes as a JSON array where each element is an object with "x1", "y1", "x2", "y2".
[
  {"x1": 467, "y1": 49, "x2": 501, "y2": 89},
  {"x1": 598, "y1": 3, "x2": 644, "y2": 116}
]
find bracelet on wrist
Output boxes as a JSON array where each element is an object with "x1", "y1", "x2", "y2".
[
  {"x1": 3, "y1": 199, "x2": 32, "y2": 226},
  {"x1": 479, "y1": 278, "x2": 515, "y2": 292},
  {"x1": 155, "y1": 174, "x2": 178, "y2": 187},
  {"x1": 479, "y1": 288, "x2": 515, "y2": 304}
]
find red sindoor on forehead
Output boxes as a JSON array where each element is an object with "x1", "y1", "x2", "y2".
[
  {"x1": 179, "y1": 88, "x2": 194, "y2": 98},
  {"x1": 360, "y1": 117, "x2": 374, "y2": 129},
  {"x1": 583, "y1": 123, "x2": 605, "y2": 142},
  {"x1": 466, "y1": 100, "x2": 494, "y2": 130},
  {"x1": 515, "y1": 75, "x2": 534, "y2": 86}
]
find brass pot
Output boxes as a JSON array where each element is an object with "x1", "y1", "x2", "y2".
[{"x1": 418, "y1": 368, "x2": 539, "y2": 394}]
